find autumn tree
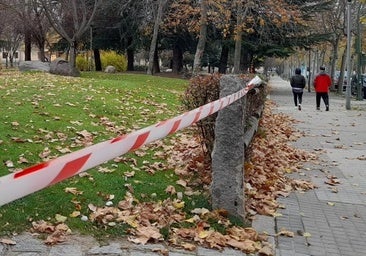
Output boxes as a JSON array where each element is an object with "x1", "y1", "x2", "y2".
[{"x1": 160, "y1": 0, "x2": 200, "y2": 74}]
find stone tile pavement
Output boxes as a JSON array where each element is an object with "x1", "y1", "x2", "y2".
[{"x1": 265, "y1": 75, "x2": 366, "y2": 256}]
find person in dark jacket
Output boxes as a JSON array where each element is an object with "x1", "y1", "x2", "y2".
[
  {"x1": 313, "y1": 66, "x2": 332, "y2": 111},
  {"x1": 290, "y1": 68, "x2": 306, "y2": 110}
]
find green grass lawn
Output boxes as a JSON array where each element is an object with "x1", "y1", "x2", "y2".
[{"x1": 0, "y1": 70, "x2": 213, "y2": 238}]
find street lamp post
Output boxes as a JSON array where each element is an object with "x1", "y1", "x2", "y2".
[{"x1": 346, "y1": 0, "x2": 352, "y2": 110}]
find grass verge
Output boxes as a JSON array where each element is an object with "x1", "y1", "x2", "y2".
[{"x1": 0, "y1": 70, "x2": 209, "y2": 238}]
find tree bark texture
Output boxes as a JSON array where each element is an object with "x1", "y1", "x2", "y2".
[
  {"x1": 192, "y1": 0, "x2": 208, "y2": 76},
  {"x1": 147, "y1": 0, "x2": 166, "y2": 75}
]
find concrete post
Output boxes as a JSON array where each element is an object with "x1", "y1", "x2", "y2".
[{"x1": 211, "y1": 75, "x2": 245, "y2": 219}]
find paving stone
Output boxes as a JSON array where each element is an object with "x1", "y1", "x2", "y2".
[
  {"x1": 87, "y1": 242, "x2": 124, "y2": 255},
  {"x1": 251, "y1": 215, "x2": 275, "y2": 235},
  {"x1": 168, "y1": 250, "x2": 196, "y2": 256},
  {"x1": 197, "y1": 247, "x2": 245, "y2": 256},
  {"x1": 10, "y1": 235, "x2": 48, "y2": 253},
  {"x1": 130, "y1": 251, "x2": 159, "y2": 256},
  {"x1": 49, "y1": 244, "x2": 82, "y2": 256}
]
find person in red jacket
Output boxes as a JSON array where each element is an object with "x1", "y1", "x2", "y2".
[{"x1": 313, "y1": 66, "x2": 332, "y2": 111}]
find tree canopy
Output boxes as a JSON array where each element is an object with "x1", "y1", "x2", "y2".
[{"x1": 0, "y1": 0, "x2": 346, "y2": 74}]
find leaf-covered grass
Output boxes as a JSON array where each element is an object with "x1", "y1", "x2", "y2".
[{"x1": 0, "y1": 70, "x2": 198, "y2": 237}]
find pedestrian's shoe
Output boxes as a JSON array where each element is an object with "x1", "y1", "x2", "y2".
[
  {"x1": 316, "y1": 107, "x2": 320, "y2": 110},
  {"x1": 326, "y1": 106, "x2": 329, "y2": 111},
  {"x1": 298, "y1": 104, "x2": 301, "y2": 111}
]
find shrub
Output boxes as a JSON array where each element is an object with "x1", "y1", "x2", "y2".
[
  {"x1": 101, "y1": 51, "x2": 127, "y2": 72},
  {"x1": 76, "y1": 55, "x2": 89, "y2": 71},
  {"x1": 182, "y1": 73, "x2": 266, "y2": 162},
  {"x1": 182, "y1": 74, "x2": 221, "y2": 161}
]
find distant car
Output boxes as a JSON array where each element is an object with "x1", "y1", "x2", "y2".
[{"x1": 362, "y1": 74, "x2": 366, "y2": 87}]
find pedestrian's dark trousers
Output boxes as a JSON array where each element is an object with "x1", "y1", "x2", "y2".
[
  {"x1": 292, "y1": 91, "x2": 303, "y2": 106},
  {"x1": 316, "y1": 92, "x2": 329, "y2": 107}
]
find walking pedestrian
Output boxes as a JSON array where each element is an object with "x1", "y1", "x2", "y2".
[
  {"x1": 290, "y1": 68, "x2": 306, "y2": 110},
  {"x1": 313, "y1": 66, "x2": 332, "y2": 111}
]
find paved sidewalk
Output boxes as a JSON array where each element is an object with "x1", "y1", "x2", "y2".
[{"x1": 267, "y1": 75, "x2": 366, "y2": 256}]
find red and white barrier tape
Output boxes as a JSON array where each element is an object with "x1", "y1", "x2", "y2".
[{"x1": 0, "y1": 76, "x2": 262, "y2": 206}]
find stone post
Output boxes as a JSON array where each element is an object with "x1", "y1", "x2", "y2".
[{"x1": 211, "y1": 75, "x2": 245, "y2": 219}]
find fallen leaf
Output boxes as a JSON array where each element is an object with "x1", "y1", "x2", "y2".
[
  {"x1": 181, "y1": 242, "x2": 196, "y2": 251},
  {"x1": 70, "y1": 211, "x2": 81, "y2": 218},
  {"x1": 124, "y1": 171, "x2": 135, "y2": 178},
  {"x1": 173, "y1": 200, "x2": 185, "y2": 209},
  {"x1": 165, "y1": 185, "x2": 176, "y2": 195},
  {"x1": 226, "y1": 239, "x2": 257, "y2": 253},
  {"x1": 302, "y1": 232, "x2": 311, "y2": 238},
  {"x1": 191, "y1": 208, "x2": 210, "y2": 216},
  {"x1": 176, "y1": 179, "x2": 187, "y2": 187},
  {"x1": 55, "y1": 214, "x2": 67, "y2": 223},
  {"x1": 277, "y1": 229, "x2": 294, "y2": 237},
  {"x1": 0, "y1": 239, "x2": 16, "y2": 245},
  {"x1": 4, "y1": 160, "x2": 14, "y2": 168},
  {"x1": 64, "y1": 187, "x2": 83, "y2": 195},
  {"x1": 258, "y1": 245, "x2": 274, "y2": 256}
]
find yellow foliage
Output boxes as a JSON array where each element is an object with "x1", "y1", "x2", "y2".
[{"x1": 100, "y1": 51, "x2": 127, "y2": 72}]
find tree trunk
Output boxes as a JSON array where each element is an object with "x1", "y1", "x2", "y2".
[
  {"x1": 192, "y1": 0, "x2": 208, "y2": 76},
  {"x1": 37, "y1": 41, "x2": 46, "y2": 62},
  {"x1": 24, "y1": 31, "x2": 31, "y2": 61},
  {"x1": 330, "y1": 38, "x2": 339, "y2": 90},
  {"x1": 147, "y1": 0, "x2": 166, "y2": 75},
  {"x1": 94, "y1": 49, "x2": 102, "y2": 71},
  {"x1": 219, "y1": 44, "x2": 229, "y2": 74},
  {"x1": 172, "y1": 43, "x2": 183, "y2": 74},
  {"x1": 127, "y1": 48, "x2": 134, "y2": 71},
  {"x1": 241, "y1": 50, "x2": 251, "y2": 73},
  {"x1": 338, "y1": 49, "x2": 347, "y2": 94},
  {"x1": 9, "y1": 56, "x2": 14, "y2": 68},
  {"x1": 127, "y1": 37, "x2": 134, "y2": 71},
  {"x1": 69, "y1": 41, "x2": 77, "y2": 68},
  {"x1": 153, "y1": 47, "x2": 160, "y2": 73},
  {"x1": 233, "y1": 1, "x2": 245, "y2": 74}
]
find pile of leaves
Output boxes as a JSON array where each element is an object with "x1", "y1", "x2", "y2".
[
  {"x1": 245, "y1": 101, "x2": 318, "y2": 218},
  {"x1": 28, "y1": 99, "x2": 317, "y2": 255},
  {"x1": 28, "y1": 129, "x2": 272, "y2": 254}
]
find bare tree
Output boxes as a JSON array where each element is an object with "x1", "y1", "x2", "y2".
[
  {"x1": 29, "y1": 0, "x2": 51, "y2": 61},
  {"x1": 40, "y1": 0, "x2": 102, "y2": 68}
]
